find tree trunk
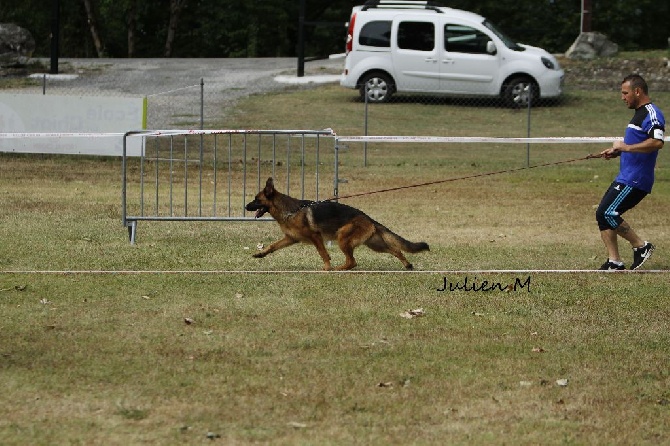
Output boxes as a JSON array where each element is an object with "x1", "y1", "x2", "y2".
[
  {"x1": 82, "y1": 0, "x2": 105, "y2": 57},
  {"x1": 164, "y1": 0, "x2": 187, "y2": 57},
  {"x1": 126, "y1": 0, "x2": 138, "y2": 57}
]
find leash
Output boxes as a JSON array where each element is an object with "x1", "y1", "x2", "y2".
[{"x1": 326, "y1": 153, "x2": 604, "y2": 202}]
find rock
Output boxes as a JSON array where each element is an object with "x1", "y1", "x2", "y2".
[
  {"x1": 565, "y1": 32, "x2": 618, "y2": 60},
  {"x1": 0, "y1": 23, "x2": 35, "y2": 67}
]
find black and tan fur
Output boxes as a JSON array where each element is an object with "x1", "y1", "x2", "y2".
[{"x1": 245, "y1": 178, "x2": 429, "y2": 270}]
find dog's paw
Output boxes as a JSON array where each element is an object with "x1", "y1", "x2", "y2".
[
  {"x1": 405, "y1": 263, "x2": 414, "y2": 270},
  {"x1": 253, "y1": 252, "x2": 267, "y2": 259}
]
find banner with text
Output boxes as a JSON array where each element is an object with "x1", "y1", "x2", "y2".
[{"x1": 0, "y1": 94, "x2": 146, "y2": 156}]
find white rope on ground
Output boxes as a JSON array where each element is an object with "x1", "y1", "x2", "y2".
[
  {"x1": 336, "y1": 135, "x2": 670, "y2": 143},
  {"x1": 1, "y1": 270, "x2": 668, "y2": 274}
]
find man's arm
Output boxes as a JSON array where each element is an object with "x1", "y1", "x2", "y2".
[
  {"x1": 601, "y1": 136, "x2": 664, "y2": 158},
  {"x1": 612, "y1": 136, "x2": 664, "y2": 154}
]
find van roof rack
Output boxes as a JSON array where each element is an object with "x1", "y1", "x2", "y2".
[{"x1": 361, "y1": 1, "x2": 446, "y2": 12}]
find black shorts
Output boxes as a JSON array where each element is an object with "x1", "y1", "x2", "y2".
[{"x1": 595, "y1": 182, "x2": 647, "y2": 231}]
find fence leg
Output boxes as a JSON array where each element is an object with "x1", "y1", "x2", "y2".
[{"x1": 126, "y1": 220, "x2": 137, "y2": 245}]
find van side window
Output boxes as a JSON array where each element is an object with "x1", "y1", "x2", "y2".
[
  {"x1": 397, "y1": 21, "x2": 435, "y2": 51},
  {"x1": 444, "y1": 24, "x2": 490, "y2": 54},
  {"x1": 359, "y1": 21, "x2": 392, "y2": 47}
]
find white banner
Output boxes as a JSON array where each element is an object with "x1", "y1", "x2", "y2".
[{"x1": 0, "y1": 94, "x2": 146, "y2": 156}]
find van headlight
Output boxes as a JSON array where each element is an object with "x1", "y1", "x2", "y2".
[{"x1": 541, "y1": 57, "x2": 556, "y2": 70}]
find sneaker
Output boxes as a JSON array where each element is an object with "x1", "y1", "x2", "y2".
[
  {"x1": 599, "y1": 260, "x2": 625, "y2": 271},
  {"x1": 630, "y1": 242, "x2": 655, "y2": 270}
]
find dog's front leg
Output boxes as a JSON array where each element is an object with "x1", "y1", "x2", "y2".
[
  {"x1": 254, "y1": 235, "x2": 297, "y2": 258},
  {"x1": 307, "y1": 234, "x2": 332, "y2": 271}
]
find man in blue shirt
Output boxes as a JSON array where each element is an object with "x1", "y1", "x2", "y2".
[{"x1": 596, "y1": 74, "x2": 665, "y2": 270}]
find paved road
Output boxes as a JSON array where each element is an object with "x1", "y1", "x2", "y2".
[{"x1": 30, "y1": 57, "x2": 343, "y2": 129}]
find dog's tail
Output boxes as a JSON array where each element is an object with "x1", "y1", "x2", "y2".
[{"x1": 375, "y1": 223, "x2": 430, "y2": 253}]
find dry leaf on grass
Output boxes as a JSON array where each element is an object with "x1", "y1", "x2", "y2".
[
  {"x1": 1, "y1": 285, "x2": 26, "y2": 292},
  {"x1": 400, "y1": 308, "x2": 425, "y2": 319},
  {"x1": 184, "y1": 317, "x2": 195, "y2": 325},
  {"x1": 532, "y1": 347, "x2": 546, "y2": 353},
  {"x1": 287, "y1": 421, "x2": 307, "y2": 429},
  {"x1": 377, "y1": 382, "x2": 394, "y2": 388},
  {"x1": 556, "y1": 378, "x2": 569, "y2": 387}
]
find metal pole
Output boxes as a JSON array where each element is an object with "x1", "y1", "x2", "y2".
[
  {"x1": 50, "y1": 0, "x2": 60, "y2": 74},
  {"x1": 526, "y1": 85, "x2": 532, "y2": 167},
  {"x1": 364, "y1": 83, "x2": 369, "y2": 167},
  {"x1": 200, "y1": 78, "x2": 204, "y2": 129},
  {"x1": 297, "y1": 0, "x2": 305, "y2": 77}
]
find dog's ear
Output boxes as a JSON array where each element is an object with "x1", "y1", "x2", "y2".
[{"x1": 263, "y1": 177, "x2": 276, "y2": 198}]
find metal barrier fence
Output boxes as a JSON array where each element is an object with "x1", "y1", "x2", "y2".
[{"x1": 122, "y1": 129, "x2": 338, "y2": 244}]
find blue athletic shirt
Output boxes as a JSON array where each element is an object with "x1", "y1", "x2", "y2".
[{"x1": 615, "y1": 102, "x2": 666, "y2": 193}]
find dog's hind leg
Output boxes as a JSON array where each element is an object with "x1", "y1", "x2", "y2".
[
  {"x1": 365, "y1": 233, "x2": 414, "y2": 269},
  {"x1": 335, "y1": 219, "x2": 374, "y2": 270}
]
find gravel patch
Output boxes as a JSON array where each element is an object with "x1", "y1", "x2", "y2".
[{"x1": 11, "y1": 57, "x2": 344, "y2": 129}]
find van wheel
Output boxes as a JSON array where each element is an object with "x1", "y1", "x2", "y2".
[
  {"x1": 360, "y1": 73, "x2": 394, "y2": 103},
  {"x1": 502, "y1": 77, "x2": 537, "y2": 108}
]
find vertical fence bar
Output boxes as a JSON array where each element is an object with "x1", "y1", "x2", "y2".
[
  {"x1": 334, "y1": 137, "x2": 340, "y2": 200},
  {"x1": 199, "y1": 133, "x2": 203, "y2": 217},
  {"x1": 257, "y1": 133, "x2": 262, "y2": 192},
  {"x1": 364, "y1": 84, "x2": 369, "y2": 167},
  {"x1": 122, "y1": 133, "x2": 128, "y2": 227},
  {"x1": 242, "y1": 134, "x2": 247, "y2": 217},
  {"x1": 184, "y1": 135, "x2": 188, "y2": 217},
  {"x1": 169, "y1": 136, "x2": 174, "y2": 216},
  {"x1": 200, "y1": 78, "x2": 204, "y2": 130},
  {"x1": 227, "y1": 134, "x2": 232, "y2": 217},
  {"x1": 139, "y1": 137, "x2": 146, "y2": 217},
  {"x1": 301, "y1": 134, "x2": 306, "y2": 199},
  {"x1": 213, "y1": 134, "x2": 218, "y2": 216},
  {"x1": 154, "y1": 136, "x2": 160, "y2": 216},
  {"x1": 315, "y1": 134, "x2": 320, "y2": 201},
  {"x1": 286, "y1": 136, "x2": 291, "y2": 195},
  {"x1": 272, "y1": 133, "x2": 277, "y2": 180},
  {"x1": 526, "y1": 85, "x2": 532, "y2": 167}
]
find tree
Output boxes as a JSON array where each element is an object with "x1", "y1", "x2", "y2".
[
  {"x1": 164, "y1": 0, "x2": 187, "y2": 57},
  {"x1": 82, "y1": 0, "x2": 105, "y2": 57},
  {"x1": 126, "y1": 0, "x2": 138, "y2": 57}
]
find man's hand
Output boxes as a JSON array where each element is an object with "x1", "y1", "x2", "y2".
[{"x1": 600, "y1": 147, "x2": 621, "y2": 159}]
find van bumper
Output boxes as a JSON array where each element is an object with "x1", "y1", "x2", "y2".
[{"x1": 539, "y1": 69, "x2": 565, "y2": 98}]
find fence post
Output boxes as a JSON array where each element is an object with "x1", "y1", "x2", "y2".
[
  {"x1": 526, "y1": 85, "x2": 532, "y2": 167},
  {"x1": 200, "y1": 78, "x2": 204, "y2": 130},
  {"x1": 334, "y1": 136, "x2": 340, "y2": 200},
  {"x1": 364, "y1": 83, "x2": 369, "y2": 167}
]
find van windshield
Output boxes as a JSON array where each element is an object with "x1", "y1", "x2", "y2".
[{"x1": 482, "y1": 20, "x2": 524, "y2": 51}]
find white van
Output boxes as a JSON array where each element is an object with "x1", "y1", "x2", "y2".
[{"x1": 340, "y1": 0, "x2": 564, "y2": 107}]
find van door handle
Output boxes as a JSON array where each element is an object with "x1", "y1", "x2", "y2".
[
  {"x1": 443, "y1": 59, "x2": 455, "y2": 64},
  {"x1": 425, "y1": 57, "x2": 438, "y2": 63}
]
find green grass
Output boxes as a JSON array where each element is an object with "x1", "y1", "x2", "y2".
[{"x1": 1, "y1": 74, "x2": 670, "y2": 444}]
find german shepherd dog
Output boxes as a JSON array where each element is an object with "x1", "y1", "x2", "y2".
[{"x1": 245, "y1": 178, "x2": 429, "y2": 270}]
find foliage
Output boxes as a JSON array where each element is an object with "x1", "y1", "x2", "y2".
[{"x1": 1, "y1": 0, "x2": 668, "y2": 59}]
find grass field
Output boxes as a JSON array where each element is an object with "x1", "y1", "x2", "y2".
[{"x1": 1, "y1": 78, "x2": 669, "y2": 444}]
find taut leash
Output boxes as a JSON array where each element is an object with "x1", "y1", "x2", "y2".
[{"x1": 326, "y1": 153, "x2": 604, "y2": 202}]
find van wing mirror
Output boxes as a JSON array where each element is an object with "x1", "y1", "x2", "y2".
[{"x1": 486, "y1": 40, "x2": 497, "y2": 55}]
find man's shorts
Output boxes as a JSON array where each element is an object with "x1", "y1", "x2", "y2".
[{"x1": 596, "y1": 181, "x2": 648, "y2": 231}]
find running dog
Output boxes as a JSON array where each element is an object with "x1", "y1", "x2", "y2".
[{"x1": 245, "y1": 178, "x2": 429, "y2": 270}]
